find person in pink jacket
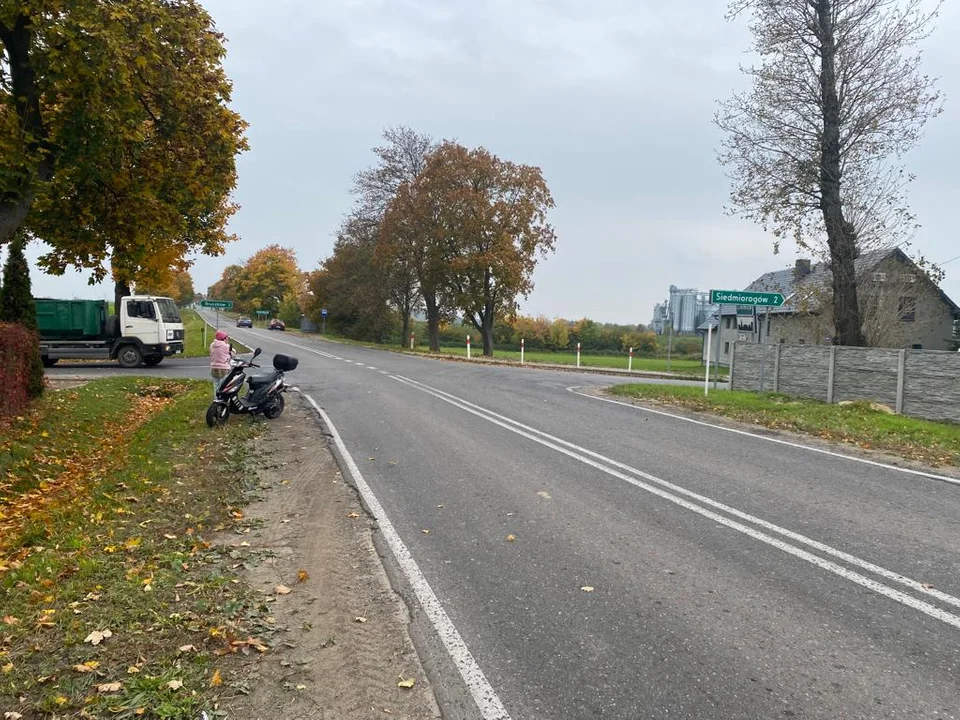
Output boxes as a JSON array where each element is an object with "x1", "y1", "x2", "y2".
[{"x1": 209, "y1": 330, "x2": 235, "y2": 396}]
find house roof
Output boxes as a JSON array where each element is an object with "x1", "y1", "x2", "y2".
[
  {"x1": 718, "y1": 248, "x2": 960, "y2": 317},
  {"x1": 697, "y1": 315, "x2": 719, "y2": 331}
]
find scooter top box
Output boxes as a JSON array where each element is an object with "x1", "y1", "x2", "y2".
[{"x1": 273, "y1": 354, "x2": 298, "y2": 371}]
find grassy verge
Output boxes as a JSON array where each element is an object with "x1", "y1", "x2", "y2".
[
  {"x1": 0, "y1": 378, "x2": 273, "y2": 718},
  {"x1": 608, "y1": 385, "x2": 960, "y2": 467},
  {"x1": 183, "y1": 309, "x2": 252, "y2": 357},
  {"x1": 424, "y1": 346, "x2": 720, "y2": 375}
]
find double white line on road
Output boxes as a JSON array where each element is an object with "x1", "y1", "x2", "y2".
[{"x1": 391, "y1": 374, "x2": 960, "y2": 631}]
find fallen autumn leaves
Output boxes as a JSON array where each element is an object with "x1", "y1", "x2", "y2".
[{"x1": 0, "y1": 378, "x2": 267, "y2": 718}]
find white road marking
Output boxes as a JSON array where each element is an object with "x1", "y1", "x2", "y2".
[
  {"x1": 298, "y1": 390, "x2": 513, "y2": 720},
  {"x1": 567, "y1": 387, "x2": 960, "y2": 486},
  {"x1": 367, "y1": 366, "x2": 378, "y2": 370},
  {"x1": 391, "y1": 375, "x2": 960, "y2": 629}
]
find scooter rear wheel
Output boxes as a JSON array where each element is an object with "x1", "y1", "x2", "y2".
[
  {"x1": 206, "y1": 402, "x2": 230, "y2": 428},
  {"x1": 263, "y1": 393, "x2": 285, "y2": 419}
]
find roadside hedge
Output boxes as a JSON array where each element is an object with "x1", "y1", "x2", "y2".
[{"x1": 0, "y1": 322, "x2": 43, "y2": 417}]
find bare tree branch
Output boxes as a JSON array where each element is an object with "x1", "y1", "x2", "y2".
[{"x1": 716, "y1": 0, "x2": 943, "y2": 345}]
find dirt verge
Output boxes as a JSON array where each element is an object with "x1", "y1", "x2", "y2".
[{"x1": 216, "y1": 397, "x2": 441, "y2": 719}]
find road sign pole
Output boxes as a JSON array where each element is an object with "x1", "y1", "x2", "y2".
[
  {"x1": 704, "y1": 325, "x2": 712, "y2": 396},
  {"x1": 216, "y1": 308, "x2": 220, "y2": 330}
]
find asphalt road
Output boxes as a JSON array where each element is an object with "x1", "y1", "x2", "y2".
[{"x1": 48, "y1": 320, "x2": 960, "y2": 719}]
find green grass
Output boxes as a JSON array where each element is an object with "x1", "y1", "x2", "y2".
[
  {"x1": 0, "y1": 378, "x2": 271, "y2": 718},
  {"x1": 182, "y1": 309, "x2": 252, "y2": 357},
  {"x1": 609, "y1": 385, "x2": 960, "y2": 467},
  {"x1": 428, "y1": 346, "x2": 711, "y2": 374}
]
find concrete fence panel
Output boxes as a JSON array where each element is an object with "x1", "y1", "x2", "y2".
[
  {"x1": 777, "y1": 346, "x2": 831, "y2": 402},
  {"x1": 730, "y1": 342, "x2": 960, "y2": 424},
  {"x1": 832, "y1": 347, "x2": 901, "y2": 409},
  {"x1": 902, "y1": 351, "x2": 960, "y2": 423}
]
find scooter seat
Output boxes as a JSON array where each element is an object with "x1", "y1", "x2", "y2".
[{"x1": 248, "y1": 370, "x2": 280, "y2": 389}]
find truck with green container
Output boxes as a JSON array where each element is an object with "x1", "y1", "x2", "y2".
[{"x1": 35, "y1": 296, "x2": 185, "y2": 367}]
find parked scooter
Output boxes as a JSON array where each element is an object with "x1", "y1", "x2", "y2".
[{"x1": 206, "y1": 347, "x2": 298, "y2": 428}]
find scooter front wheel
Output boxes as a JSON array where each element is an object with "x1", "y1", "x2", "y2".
[{"x1": 206, "y1": 402, "x2": 230, "y2": 428}]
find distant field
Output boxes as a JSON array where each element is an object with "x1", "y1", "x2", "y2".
[{"x1": 429, "y1": 346, "x2": 711, "y2": 374}]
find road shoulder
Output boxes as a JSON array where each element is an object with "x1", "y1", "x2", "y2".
[{"x1": 216, "y1": 398, "x2": 441, "y2": 719}]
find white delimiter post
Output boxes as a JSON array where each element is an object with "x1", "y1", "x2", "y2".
[
  {"x1": 704, "y1": 324, "x2": 713, "y2": 396},
  {"x1": 466, "y1": 335, "x2": 471, "y2": 359},
  {"x1": 409, "y1": 332, "x2": 414, "y2": 350},
  {"x1": 577, "y1": 342, "x2": 581, "y2": 367},
  {"x1": 520, "y1": 338, "x2": 525, "y2": 365},
  {"x1": 628, "y1": 347, "x2": 633, "y2": 372}
]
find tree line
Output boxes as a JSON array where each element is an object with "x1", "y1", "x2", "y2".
[
  {"x1": 421, "y1": 314, "x2": 702, "y2": 357},
  {"x1": 300, "y1": 127, "x2": 558, "y2": 356}
]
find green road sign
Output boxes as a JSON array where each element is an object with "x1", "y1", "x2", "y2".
[
  {"x1": 200, "y1": 299, "x2": 233, "y2": 309},
  {"x1": 710, "y1": 289, "x2": 785, "y2": 307}
]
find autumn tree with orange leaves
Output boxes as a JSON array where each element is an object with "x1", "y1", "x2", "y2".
[
  {"x1": 208, "y1": 245, "x2": 301, "y2": 316},
  {"x1": 136, "y1": 268, "x2": 195, "y2": 306},
  {"x1": 0, "y1": 1, "x2": 248, "y2": 312},
  {"x1": 383, "y1": 142, "x2": 556, "y2": 355}
]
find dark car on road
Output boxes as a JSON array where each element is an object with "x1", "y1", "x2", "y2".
[
  {"x1": 236, "y1": 316, "x2": 253, "y2": 328},
  {"x1": 268, "y1": 318, "x2": 286, "y2": 331}
]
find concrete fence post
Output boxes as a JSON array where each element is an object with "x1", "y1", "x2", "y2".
[
  {"x1": 773, "y1": 344, "x2": 782, "y2": 393},
  {"x1": 826, "y1": 346, "x2": 837, "y2": 404},
  {"x1": 729, "y1": 343, "x2": 737, "y2": 390},
  {"x1": 895, "y1": 349, "x2": 906, "y2": 414}
]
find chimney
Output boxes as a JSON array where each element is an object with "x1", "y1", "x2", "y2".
[{"x1": 795, "y1": 258, "x2": 812, "y2": 278}]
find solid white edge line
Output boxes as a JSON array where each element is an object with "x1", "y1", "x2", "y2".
[
  {"x1": 297, "y1": 390, "x2": 512, "y2": 720},
  {"x1": 567, "y1": 387, "x2": 960, "y2": 487},
  {"x1": 391, "y1": 375, "x2": 960, "y2": 630}
]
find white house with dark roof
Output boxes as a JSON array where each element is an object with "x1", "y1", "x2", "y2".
[{"x1": 702, "y1": 249, "x2": 960, "y2": 366}]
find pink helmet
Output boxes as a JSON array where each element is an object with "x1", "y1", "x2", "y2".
[{"x1": 215, "y1": 330, "x2": 228, "y2": 341}]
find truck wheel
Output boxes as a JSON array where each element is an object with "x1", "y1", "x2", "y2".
[
  {"x1": 143, "y1": 356, "x2": 163, "y2": 366},
  {"x1": 41, "y1": 357, "x2": 58, "y2": 368},
  {"x1": 117, "y1": 345, "x2": 142, "y2": 368}
]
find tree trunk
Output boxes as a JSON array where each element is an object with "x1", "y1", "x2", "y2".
[
  {"x1": 399, "y1": 310, "x2": 410, "y2": 347},
  {"x1": 114, "y1": 279, "x2": 132, "y2": 316},
  {"x1": 0, "y1": 16, "x2": 54, "y2": 247},
  {"x1": 481, "y1": 315, "x2": 494, "y2": 356},
  {"x1": 0, "y1": 194, "x2": 34, "y2": 246},
  {"x1": 424, "y1": 292, "x2": 440, "y2": 351},
  {"x1": 818, "y1": 0, "x2": 865, "y2": 346}
]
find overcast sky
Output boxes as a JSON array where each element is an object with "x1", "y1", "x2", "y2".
[{"x1": 23, "y1": 0, "x2": 960, "y2": 325}]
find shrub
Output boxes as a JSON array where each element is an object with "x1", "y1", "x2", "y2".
[{"x1": 0, "y1": 323, "x2": 42, "y2": 416}]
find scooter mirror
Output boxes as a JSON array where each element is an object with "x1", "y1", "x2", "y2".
[{"x1": 253, "y1": 348, "x2": 262, "y2": 358}]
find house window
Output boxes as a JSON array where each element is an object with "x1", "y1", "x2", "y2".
[
  {"x1": 725, "y1": 317, "x2": 732, "y2": 329},
  {"x1": 898, "y1": 296, "x2": 916, "y2": 322},
  {"x1": 724, "y1": 342, "x2": 730, "y2": 355},
  {"x1": 873, "y1": 272, "x2": 887, "y2": 282}
]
